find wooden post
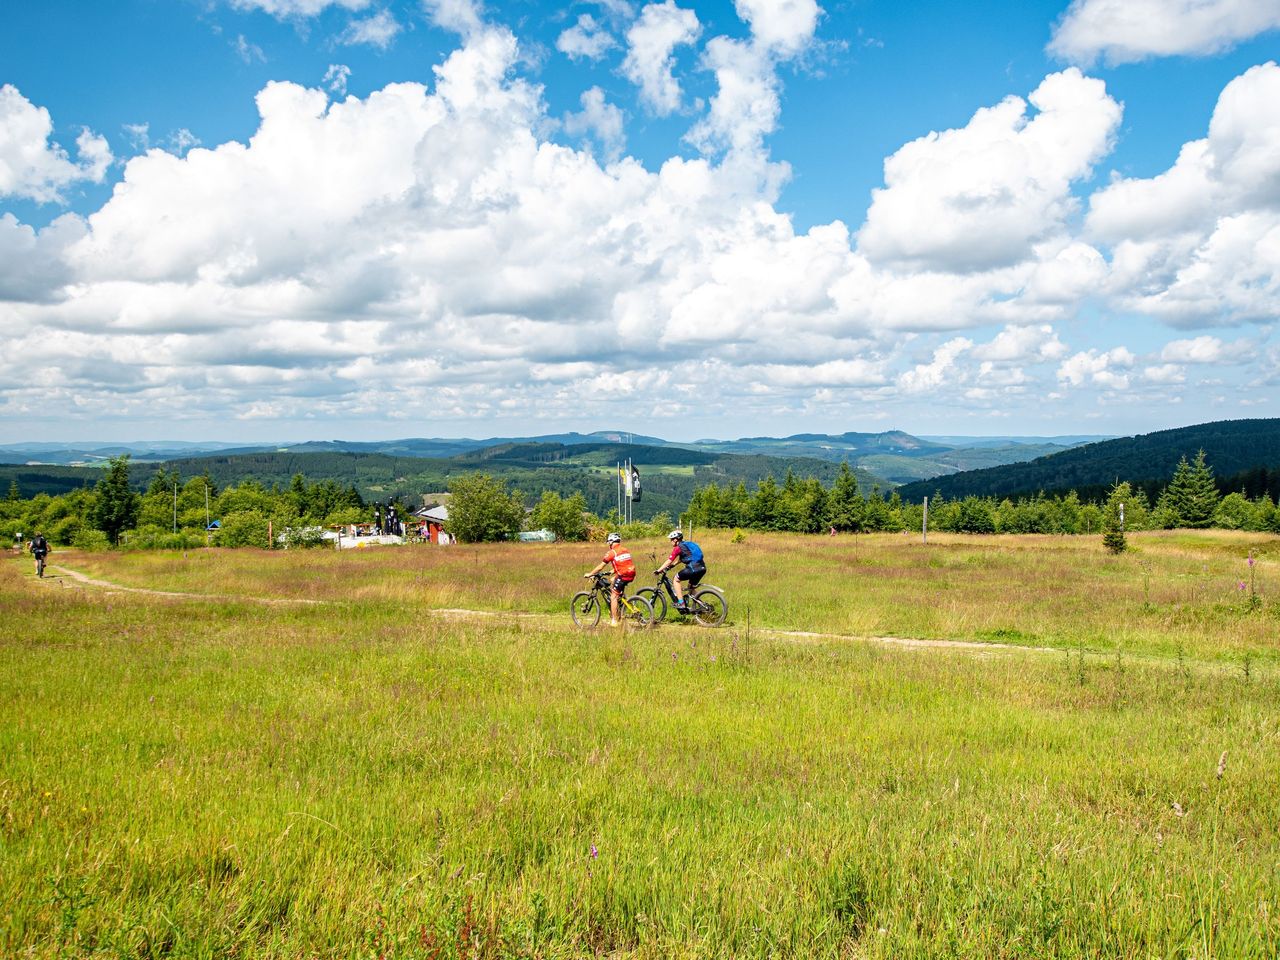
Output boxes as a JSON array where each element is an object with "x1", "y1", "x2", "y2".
[
  {"x1": 268, "y1": 520, "x2": 273, "y2": 549},
  {"x1": 923, "y1": 496, "x2": 929, "y2": 544}
]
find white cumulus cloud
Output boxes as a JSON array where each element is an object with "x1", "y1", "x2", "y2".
[
  {"x1": 556, "y1": 14, "x2": 617, "y2": 61},
  {"x1": 621, "y1": 1, "x2": 701, "y2": 115},
  {"x1": 1088, "y1": 62, "x2": 1280, "y2": 326},
  {"x1": 341, "y1": 9, "x2": 401, "y2": 48},
  {"x1": 1057, "y1": 346, "x2": 1134, "y2": 389},
  {"x1": 858, "y1": 69, "x2": 1122, "y2": 273},
  {"x1": 1050, "y1": 0, "x2": 1280, "y2": 65},
  {"x1": 0, "y1": 85, "x2": 112, "y2": 203},
  {"x1": 563, "y1": 87, "x2": 626, "y2": 162}
]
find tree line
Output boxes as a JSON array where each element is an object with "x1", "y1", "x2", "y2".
[
  {"x1": 1, "y1": 456, "x2": 367, "y2": 550},
  {"x1": 5, "y1": 450, "x2": 1278, "y2": 550},
  {"x1": 685, "y1": 452, "x2": 1280, "y2": 535}
]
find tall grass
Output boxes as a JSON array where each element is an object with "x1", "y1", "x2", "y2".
[
  {"x1": 52, "y1": 528, "x2": 1280, "y2": 663},
  {"x1": 4, "y1": 540, "x2": 1280, "y2": 957}
]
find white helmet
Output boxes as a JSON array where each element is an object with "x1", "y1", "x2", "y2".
[
  {"x1": 606, "y1": 532, "x2": 621, "y2": 544},
  {"x1": 668, "y1": 529, "x2": 683, "y2": 541}
]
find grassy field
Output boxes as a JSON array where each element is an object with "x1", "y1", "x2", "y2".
[
  {"x1": 46, "y1": 528, "x2": 1280, "y2": 663},
  {"x1": 3, "y1": 531, "x2": 1279, "y2": 957}
]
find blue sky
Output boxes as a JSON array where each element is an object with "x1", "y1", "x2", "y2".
[{"x1": 1, "y1": 0, "x2": 1278, "y2": 442}]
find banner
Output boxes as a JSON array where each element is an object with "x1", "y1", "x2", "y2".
[
  {"x1": 623, "y1": 463, "x2": 633, "y2": 499},
  {"x1": 631, "y1": 465, "x2": 641, "y2": 502}
]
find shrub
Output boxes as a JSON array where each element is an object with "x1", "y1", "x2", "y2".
[
  {"x1": 281, "y1": 526, "x2": 331, "y2": 549},
  {"x1": 121, "y1": 525, "x2": 207, "y2": 551},
  {"x1": 216, "y1": 511, "x2": 271, "y2": 549},
  {"x1": 71, "y1": 529, "x2": 112, "y2": 552}
]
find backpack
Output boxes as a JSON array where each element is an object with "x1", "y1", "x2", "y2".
[{"x1": 681, "y1": 541, "x2": 704, "y2": 566}]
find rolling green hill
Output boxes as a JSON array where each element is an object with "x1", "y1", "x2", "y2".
[
  {"x1": 152, "y1": 443, "x2": 885, "y2": 521},
  {"x1": 896, "y1": 418, "x2": 1280, "y2": 502}
]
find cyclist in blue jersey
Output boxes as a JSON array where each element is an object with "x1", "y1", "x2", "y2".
[{"x1": 654, "y1": 529, "x2": 706, "y2": 612}]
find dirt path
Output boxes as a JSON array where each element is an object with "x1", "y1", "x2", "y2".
[
  {"x1": 46, "y1": 565, "x2": 325, "y2": 606},
  {"x1": 38, "y1": 564, "x2": 1265, "y2": 676},
  {"x1": 42, "y1": 562, "x2": 1066, "y2": 659}
]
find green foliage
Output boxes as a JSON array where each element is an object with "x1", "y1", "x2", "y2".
[
  {"x1": 216, "y1": 510, "x2": 271, "y2": 548},
  {"x1": 528, "y1": 490, "x2": 590, "y2": 541},
  {"x1": 1163, "y1": 450, "x2": 1220, "y2": 528},
  {"x1": 897, "y1": 417, "x2": 1280, "y2": 502},
  {"x1": 447, "y1": 474, "x2": 525, "y2": 543},
  {"x1": 91, "y1": 455, "x2": 139, "y2": 545},
  {"x1": 71, "y1": 528, "x2": 112, "y2": 551},
  {"x1": 121, "y1": 526, "x2": 207, "y2": 551},
  {"x1": 281, "y1": 526, "x2": 331, "y2": 549},
  {"x1": 1101, "y1": 483, "x2": 1129, "y2": 554}
]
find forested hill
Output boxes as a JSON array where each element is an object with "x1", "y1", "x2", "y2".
[
  {"x1": 153, "y1": 443, "x2": 883, "y2": 521},
  {"x1": 896, "y1": 418, "x2": 1280, "y2": 502}
]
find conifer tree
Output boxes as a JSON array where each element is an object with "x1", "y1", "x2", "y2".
[
  {"x1": 93, "y1": 455, "x2": 140, "y2": 545},
  {"x1": 1164, "y1": 450, "x2": 1220, "y2": 528},
  {"x1": 1102, "y1": 482, "x2": 1129, "y2": 554}
]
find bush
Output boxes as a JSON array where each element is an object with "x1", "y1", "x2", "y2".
[
  {"x1": 448, "y1": 475, "x2": 524, "y2": 543},
  {"x1": 216, "y1": 511, "x2": 271, "y2": 549},
  {"x1": 71, "y1": 529, "x2": 112, "y2": 552},
  {"x1": 281, "y1": 526, "x2": 331, "y2": 549},
  {"x1": 121, "y1": 525, "x2": 208, "y2": 551}
]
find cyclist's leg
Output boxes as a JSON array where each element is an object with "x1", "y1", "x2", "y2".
[{"x1": 611, "y1": 576, "x2": 622, "y2": 622}]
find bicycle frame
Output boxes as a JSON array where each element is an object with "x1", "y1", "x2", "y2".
[{"x1": 589, "y1": 572, "x2": 642, "y2": 616}]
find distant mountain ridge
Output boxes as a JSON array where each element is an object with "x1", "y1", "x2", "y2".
[
  {"x1": 896, "y1": 418, "x2": 1280, "y2": 502},
  {"x1": 0, "y1": 429, "x2": 1102, "y2": 484}
]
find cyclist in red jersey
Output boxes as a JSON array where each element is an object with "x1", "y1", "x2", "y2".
[{"x1": 584, "y1": 532, "x2": 636, "y2": 626}]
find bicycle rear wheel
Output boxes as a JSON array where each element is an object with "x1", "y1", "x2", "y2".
[
  {"x1": 625, "y1": 594, "x2": 654, "y2": 628},
  {"x1": 571, "y1": 591, "x2": 601, "y2": 628},
  {"x1": 635, "y1": 587, "x2": 667, "y2": 622},
  {"x1": 691, "y1": 587, "x2": 727, "y2": 626}
]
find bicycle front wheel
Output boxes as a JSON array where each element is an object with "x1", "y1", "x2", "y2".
[
  {"x1": 691, "y1": 587, "x2": 727, "y2": 626},
  {"x1": 625, "y1": 595, "x2": 654, "y2": 628},
  {"x1": 571, "y1": 591, "x2": 601, "y2": 629},
  {"x1": 635, "y1": 587, "x2": 667, "y2": 622}
]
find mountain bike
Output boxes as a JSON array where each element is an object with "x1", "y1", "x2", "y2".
[
  {"x1": 636, "y1": 563, "x2": 728, "y2": 626},
  {"x1": 571, "y1": 572, "x2": 654, "y2": 628},
  {"x1": 34, "y1": 552, "x2": 46, "y2": 578}
]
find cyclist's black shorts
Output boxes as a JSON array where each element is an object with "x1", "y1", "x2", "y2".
[
  {"x1": 612, "y1": 575, "x2": 634, "y2": 594},
  {"x1": 676, "y1": 564, "x2": 706, "y2": 587}
]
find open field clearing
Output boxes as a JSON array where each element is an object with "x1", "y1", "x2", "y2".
[
  {"x1": 44, "y1": 528, "x2": 1280, "y2": 664},
  {"x1": 3, "y1": 533, "x2": 1280, "y2": 957}
]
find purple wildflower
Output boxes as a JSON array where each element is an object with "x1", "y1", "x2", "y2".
[
  {"x1": 1247, "y1": 554, "x2": 1255, "y2": 568},
  {"x1": 590, "y1": 844, "x2": 598, "y2": 859},
  {"x1": 1237, "y1": 581, "x2": 1247, "y2": 591}
]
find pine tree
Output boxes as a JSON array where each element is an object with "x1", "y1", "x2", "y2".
[
  {"x1": 1164, "y1": 450, "x2": 1220, "y2": 528},
  {"x1": 1102, "y1": 482, "x2": 1129, "y2": 554},
  {"x1": 92, "y1": 455, "x2": 140, "y2": 545}
]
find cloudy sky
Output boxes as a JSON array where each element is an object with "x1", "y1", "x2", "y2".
[{"x1": 2, "y1": 0, "x2": 1278, "y2": 443}]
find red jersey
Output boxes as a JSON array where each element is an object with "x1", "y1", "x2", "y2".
[{"x1": 602, "y1": 546, "x2": 636, "y2": 580}]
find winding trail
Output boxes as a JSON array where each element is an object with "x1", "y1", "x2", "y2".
[{"x1": 40, "y1": 562, "x2": 1066, "y2": 660}]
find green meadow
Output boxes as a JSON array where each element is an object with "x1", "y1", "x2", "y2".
[{"x1": 3, "y1": 530, "x2": 1279, "y2": 957}]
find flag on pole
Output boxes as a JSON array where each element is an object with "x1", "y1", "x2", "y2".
[
  {"x1": 631, "y1": 465, "x2": 641, "y2": 502},
  {"x1": 623, "y1": 461, "x2": 634, "y2": 499}
]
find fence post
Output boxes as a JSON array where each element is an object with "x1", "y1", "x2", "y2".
[{"x1": 923, "y1": 496, "x2": 929, "y2": 544}]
